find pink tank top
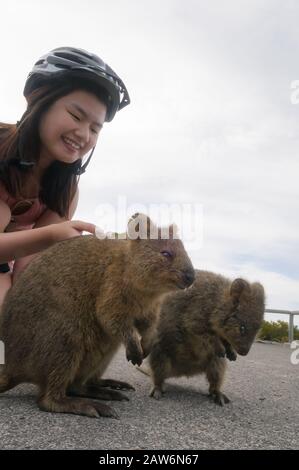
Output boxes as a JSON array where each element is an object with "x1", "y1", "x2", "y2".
[{"x1": 0, "y1": 181, "x2": 47, "y2": 232}]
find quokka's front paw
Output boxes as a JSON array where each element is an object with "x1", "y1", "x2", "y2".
[
  {"x1": 221, "y1": 339, "x2": 237, "y2": 361},
  {"x1": 126, "y1": 343, "x2": 144, "y2": 366},
  {"x1": 225, "y1": 349, "x2": 237, "y2": 361}
]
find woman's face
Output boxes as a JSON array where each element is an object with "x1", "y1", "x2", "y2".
[{"x1": 38, "y1": 89, "x2": 107, "y2": 166}]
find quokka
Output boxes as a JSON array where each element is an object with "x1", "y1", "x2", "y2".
[
  {"x1": 141, "y1": 269, "x2": 265, "y2": 405},
  {"x1": 0, "y1": 213, "x2": 194, "y2": 418}
]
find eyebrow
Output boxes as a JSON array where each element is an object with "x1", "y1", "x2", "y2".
[{"x1": 70, "y1": 103, "x2": 103, "y2": 128}]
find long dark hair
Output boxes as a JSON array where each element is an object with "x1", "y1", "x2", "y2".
[{"x1": 0, "y1": 72, "x2": 109, "y2": 217}]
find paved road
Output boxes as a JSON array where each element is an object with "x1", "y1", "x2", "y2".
[{"x1": 0, "y1": 342, "x2": 298, "y2": 450}]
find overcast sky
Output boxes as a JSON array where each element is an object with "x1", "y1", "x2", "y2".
[{"x1": 1, "y1": 0, "x2": 298, "y2": 324}]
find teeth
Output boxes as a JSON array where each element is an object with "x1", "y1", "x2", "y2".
[{"x1": 63, "y1": 137, "x2": 80, "y2": 150}]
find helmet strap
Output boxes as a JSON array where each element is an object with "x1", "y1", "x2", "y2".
[{"x1": 75, "y1": 146, "x2": 95, "y2": 175}]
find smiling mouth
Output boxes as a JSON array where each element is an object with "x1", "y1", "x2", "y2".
[{"x1": 62, "y1": 136, "x2": 81, "y2": 152}]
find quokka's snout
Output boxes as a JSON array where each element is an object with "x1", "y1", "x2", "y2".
[
  {"x1": 180, "y1": 269, "x2": 195, "y2": 288},
  {"x1": 233, "y1": 344, "x2": 250, "y2": 356}
]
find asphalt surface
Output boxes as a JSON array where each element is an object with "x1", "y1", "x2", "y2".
[{"x1": 0, "y1": 342, "x2": 298, "y2": 450}]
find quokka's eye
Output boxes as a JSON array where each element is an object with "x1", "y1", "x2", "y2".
[
  {"x1": 161, "y1": 250, "x2": 172, "y2": 259},
  {"x1": 240, "y1": 325, "x2": 246, "y2": 335}
]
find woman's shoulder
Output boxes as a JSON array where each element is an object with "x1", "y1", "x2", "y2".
[{"x1": 0, "y1": 123, "x2": 11, "y2": 137}]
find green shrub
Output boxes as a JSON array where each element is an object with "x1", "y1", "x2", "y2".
[{"x1": 258, "y1": 320, "x2": 299, "y2": 342}]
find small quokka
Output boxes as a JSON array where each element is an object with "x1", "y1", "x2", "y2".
[
  {"x1": 141, "y1": 269, "x2": 265, "y2": 405},
  {"x1": 0, "y1": 213, "x2": 194, "y2": 419}
]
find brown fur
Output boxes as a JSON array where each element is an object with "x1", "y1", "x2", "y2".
[
  {"x1": 0, "y1": 213, "x2": 194, "y2": 418},
  {"x1": 145, "y1": 269, "x2": 265, "y2": 405}
]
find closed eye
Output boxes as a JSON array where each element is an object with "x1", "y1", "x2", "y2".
[
  {"x1": 69, "y1": 111, "x2": 80, "y2": 121},
  {"x1": 69, "y1": 111, "x2": 99, "y2": 134}
]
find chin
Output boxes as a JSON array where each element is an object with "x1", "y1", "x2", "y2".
[
  {"x1": 236, "y1": 349, "x2": 249, "y2": 356},
  {"x1": 58, "y1": 156, "x2": 80, "y2": 164}
]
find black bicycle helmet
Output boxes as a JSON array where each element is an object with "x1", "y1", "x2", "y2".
[{"x1": 23, "y1": 47, "x2": 130, "y2": 122}]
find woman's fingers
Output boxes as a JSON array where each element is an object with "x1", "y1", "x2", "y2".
[{"x1": 72, "y1": 221, "x2": 96, "y2": 234}]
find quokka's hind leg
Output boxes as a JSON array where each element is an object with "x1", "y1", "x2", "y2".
[
  {"x1": 38, "y1": 387, "x2": 119, "y2": 419},
  {"x1": 206, "y1": 358, "x2": 230, "y2": 406},
  {"x1": 149, "y1": 352, "x2": 171, "y2": 400},
  {"x1": 67, "y1": 382, "x2": 130, "y2": 402},
  {"x1": 38, "y1": 365, "x2": 119, "y2": 419}
]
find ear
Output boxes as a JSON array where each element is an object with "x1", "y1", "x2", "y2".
[
  {"x1": 127, "y1": 213, "x2": 153, "y2": 240},
  {"x1": 252, "y1": 282, "x2": 265, "y2": 302},
  {"x1": 230, "y1": 278, "x2": 250, "y2": 305}
]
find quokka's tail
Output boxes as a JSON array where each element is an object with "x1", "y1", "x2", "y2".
[{"x1": 135, "y1": 363, "x2": 151, "y2": 377}]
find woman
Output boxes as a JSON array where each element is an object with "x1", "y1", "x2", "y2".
[{"x1": 0, "y1": 46, "x2": 130, "y2": 309}]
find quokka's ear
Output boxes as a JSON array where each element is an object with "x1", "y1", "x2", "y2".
[
  {"x1": 230, "y1": 278, "x2": 251, "y2": 305},
  {"x1": 127, "y1": 213, "x2": 154, "y2": 240},
  {"x1": 252, "y1": 282, "x2": 265, "y2": 303}
]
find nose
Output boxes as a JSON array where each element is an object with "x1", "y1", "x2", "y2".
[
  {"x1": 75, "y1": 124, "x2": 90, "y2": 145},
  {"x1": 237, "y1": 346, "x2": 250, "y2": 356},
  {"x1": 182, "y1": 268, "x2": 195, "y2": 287}
]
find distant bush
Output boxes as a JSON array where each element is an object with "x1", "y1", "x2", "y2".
[{"x1": 258, "y1": 320, "x2": 299, "y2": 343}]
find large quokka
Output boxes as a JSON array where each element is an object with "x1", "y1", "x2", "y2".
[
  {"x1": 0, "y1": 213, "x2": 194, "y2": 419},
  {"x1": 143, "y1": 269, "x2": 265, "y2": 405}
]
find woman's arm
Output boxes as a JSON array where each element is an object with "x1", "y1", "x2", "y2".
[
  {"x1": 0, "y1": 198, "x2": 54, "y2": 263},
  {"x1": 0, "y1": 225, "x2": 55, "y2": 264},
  {"x1": 0, "y1": 188, "x2": 94, "y2": 265}
]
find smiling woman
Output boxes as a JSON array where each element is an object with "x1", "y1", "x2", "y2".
[
  {"x1": 0, "y1": 46, "x2": 130, "y2": 310},
  {"x1": 38, "y1": 90, "x2": 107, "y2": 166}
]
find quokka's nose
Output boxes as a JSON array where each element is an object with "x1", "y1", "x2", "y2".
[
  {"x1": 182, "y1": 269, "x2": 195, "y2": 287},
  {"x1": 237, "y1": 346, "x2": 250, "y2": 356}
]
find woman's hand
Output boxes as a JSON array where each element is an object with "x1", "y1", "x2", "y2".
[{"x1": 49, "y1": 220, "x2": 96, "y2": 243}]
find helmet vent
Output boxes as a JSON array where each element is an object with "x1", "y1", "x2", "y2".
[
  {"x1": 54, "y1": 52, "x2": 86, "y2": 65},
  {"x1": 72, "y1": 49, "x2": 93, "y2": 60}
]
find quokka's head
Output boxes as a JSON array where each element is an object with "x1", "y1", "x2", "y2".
[
  {"x1": 126, "y1": 213, "x2": 195, "y2": 294},
  {"x1": 219, "y1": 279, "x2": 265, "y2": 356}
]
